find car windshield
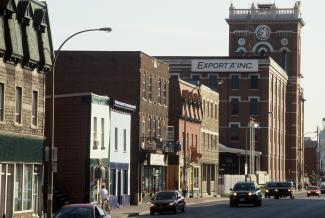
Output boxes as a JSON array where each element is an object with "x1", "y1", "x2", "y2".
[
  {"x1": 233, "y1": 183, "x2": 256, "y2": 191},
  {"x1": 155, "y1": 192, "x2": 176, "y2": 200},
  {"x1": 54, "y1": 207, "x2": 92, "y2": 218},
  {"x1": 307, "y1": 186, "x2": 319, "y2": 190},
  {"x1": 266, "y1": 183, "x2": 276, "y2": 188},
  {"x1": 277, "y1": 182, "x2": 292, "y2": 187}
]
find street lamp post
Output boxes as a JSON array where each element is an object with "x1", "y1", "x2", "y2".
[
  {"x1": 47, "y1": 27, "x2": 112, "y2": 218},
  {"x1": 245, "y1": 118, "x2": 259, "y2": 182}
]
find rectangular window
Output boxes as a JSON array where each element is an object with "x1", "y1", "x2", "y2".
[
  {"x1": 163, "y1": 82, "x2": 167, "y2": 105},
  {"x1": 250, "y1": 75, "x2": 258, "y2": 89},
  {"x1": 142, "y1": 74, "x2": 146, "y2": 99},
  {"x1": 15, "y1": 87, "x2": 22, "y2": 124},
  {"x1": 202, "y1": 133, "x2": 205, "y2": 148},
  {"x1": 23, "y1": 165, "x2": 32, "y2": 210},
  {"x1": 208, "y1": 75, "x2": 218, "y2": 89},
  {"x1": 230, "y1": 124, "x2": 240, "y2": 141},
  {"x1": 148, "y1": 75, "x2": 152, "y2": 101},
  {"x1": 123, "y1": 170, "x2": 128, "y2": 194},
  {"x1": 0, "y1": 83, "x2": 4, "y2": 121},
  {"x1": 32, "y1": 91, "x2": 38, "y2": 126},
  {"x1": 249, "y1": 98, "x2": 259, "y2": 115},
  {"x1": 230, "y1": 98, "x2": 239, "y2": 115},
  {"x1": 101, "y1": 118, "x2": 105, "y2": 149},
  {"x1": 93, "y1": 117, "x2": 98, "y2": 149},
  {"x1": 141, "y1": 120, "x2": 145, "y2": 137},
  {"x1": 157, "y1": 119, "x2": 161, "y2": 139},
  {"x1": 231, "y1": 75, "x2": 240, "y2": 89},
  {"x1": 115, "y1": 127, "x2": 118, "y2": 151},
  {"x1": 158, "y1": 79, "x2": 162, "y2": 104},
  {"x1": 15, "y1": 164, "x2": 23, "y2": 211},
  {"x1": 215, "y1": 104, "x2": 218, "y2": 119},
  {"x1": 210, "y1": 102, "x2": 213, "y2": 117},
  {"x1": 110, "y1": 169, "x2": 116, "y2": 195},
  {"x1": 123, "y1": 129, "x2": 127, "y2": 152}
]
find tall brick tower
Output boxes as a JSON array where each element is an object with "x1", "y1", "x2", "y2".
[{"x1": 226, "y1": 2, "x2": 305, "y2": 184}]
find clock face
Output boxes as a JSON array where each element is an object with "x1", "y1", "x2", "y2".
[
  {"x1": 238, "y1": 38, "x2": 246, "y2": 46},
  {"x1": 281, "y1": 38, "x2": 288, "y2": 46},
  {"x1": 255, "y1": 25, "x2": 271, "y2": 40}
]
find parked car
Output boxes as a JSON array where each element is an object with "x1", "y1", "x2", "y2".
[
  {"x1": 53, "y1": 204, "x2": 111, "y2": 218},
  {"x1": 320, "y1": 185, "x2": 325, "y2": 194},
  {"x1": 229, "y1": 182, "x2": 262, "y2": 207},
  {"x1": 307, "y1": 186, "x2": 321, "y2": 197},
  {"x1": 150, "y1": 190, "x2": 186, "y2": 215},
  {"x1": 274, "y1": 181, "x2": 295, "y2": 199},
  {"x1": 265, "y1": 182, "x2": 277, "y2": 198}
]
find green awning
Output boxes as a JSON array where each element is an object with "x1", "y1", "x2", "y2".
[{"x1": 0, "y1": 133, "x2": 44, "y2": 163}]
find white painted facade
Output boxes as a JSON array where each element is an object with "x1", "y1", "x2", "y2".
[
  {"x1": 90, "y1": 101, "x2": 110, "y2": 159},
  {"x1": 110, "y1": 109, "x2": 131, "y2": 197}
]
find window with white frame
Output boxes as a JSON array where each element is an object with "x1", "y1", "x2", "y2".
[
  {"x1": 0, "y1": 83, "x2": 4, "y2": 121},
  {"x1": 148, "y1": 75, "x2": 152, "y2": 101},
  {"x1": 123, "y1": 129, "x2": 126, "y2": 152},
  {"x1": 93, "y1": 117, "x2": 98, "y2": 149},
  {"x1": 15, "y1": 87, "x2": 22, "y2": 124},
  {"x1": 230, "y1": 123, "x2": 240, "y2": 141},
  {"x1": 23, "y1": 165, "x2": 32, "y2": 210},
  {"x1": 15, "y1": 164, "x2": 23, "y2": 211},
  {"x1": 249, "y1": 97, "x2": 259, "y2": 115},
  {"x1": 230, "y1": 97, "x2": 240, "y2": 115},
  {"x1": 142, "y1": 73, "x2": 147, "y2": 100},
  {"x1": 115, "y1": 127, "x2": 118, "y2": 151},
  {"x1": 32, "y1": 90, "x2": 38, "y2": 126},
  {"x1": 230, "y1": 75, "x2": 240, "y2": 89},
  {"x1": 158, "y1": 79, "x2": 162, "y2": 104},
  {"x1": 163, "y1": 81, "x2": 167, "y2": 105},
  {"x1": 101, "y1": 118, "x2": 105, "y2": 149}
]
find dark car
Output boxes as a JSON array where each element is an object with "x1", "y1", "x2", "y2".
[
  {"x1": 320, "y1": 185, "x2": 325, "y2": 194},
  {"x1": 229, "y1": 182, "x2": 262, "y2": 207},
  {"x1": 274, "y1": 181, "x2": 295, "y2": 199},
  {"x1": 54, "y1": 204, "x2": 111, "y2": 218},
  {"x1": 265, "y1": 182, "x2": 277, "y2": 198},
  {"x1": 307, "y1": 186, "x2": 321, "y2": 197},
  {"x1": 150, "y1": 190, "x2": 186, "y2": 215}
]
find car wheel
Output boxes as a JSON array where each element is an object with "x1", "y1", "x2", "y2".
[
  {"x1": 259, "y1": 199, "x2": 262, "y2": 207},
  {"x1": 307, "y1": 195, "x2": 309, "y2": 197},
  {"x1": 150, "y1": 210, "x2": 155, "y2": 215},
  {"x1": 174, "y1": 206, "x2": 178, "y2": 214},
  {"x1": 290, "y1": 195, "x2": 293, "y2": 199},
  {"x1": 182, "y1": 204, "x2": 186, "y2": 213},
  {"x1": 254, "y1": 200, "x2": 259, "y2": 207}
]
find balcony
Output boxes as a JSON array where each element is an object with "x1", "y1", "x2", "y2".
[{"x1": 162, "y1": 141, "x2": 180, "y2": 154}]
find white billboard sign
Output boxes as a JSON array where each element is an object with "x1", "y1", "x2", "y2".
[
  {"x1": 191, "y1": 59, "x2": 259, "y2": 72},
  {"x1": 150, "y1": 153, "x2": 165, "y2": 166}
]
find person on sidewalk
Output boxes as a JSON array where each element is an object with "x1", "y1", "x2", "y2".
[{"x1": 99, "y1": 184, "x2": 110, "y2": 213}]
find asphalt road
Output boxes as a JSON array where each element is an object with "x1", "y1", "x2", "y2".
[{"x1": 136, "y1": 192, "x2": 325, "y2": 218}]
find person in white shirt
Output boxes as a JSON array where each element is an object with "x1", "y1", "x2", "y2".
[{"x1": 99, "y1": 184, "x2": 109, "y2": 212}]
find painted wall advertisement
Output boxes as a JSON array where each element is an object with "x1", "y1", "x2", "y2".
[{"x1": 191, "y1": 59, "x2": 259, "y2": 72}]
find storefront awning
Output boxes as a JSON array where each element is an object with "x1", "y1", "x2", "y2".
[{"x1": 219, "y1": 143, "x2": 262, "y2": 156}]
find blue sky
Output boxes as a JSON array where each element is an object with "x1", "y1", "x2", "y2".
[{"x1": 46, "y1": 0, "x2": 325, "y2": 134}]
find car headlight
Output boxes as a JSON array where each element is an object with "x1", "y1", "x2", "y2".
[
  {"x1": 265, "y1": 190, "x2": 269, "y2": 193},
  {"x1": 169, "y1": 201, "x2": 176, "y2": 206},
  {"x1": 150, "y1": 203, "x2": 155, "y2": 207},
  {"x1": 307, "y1": 191, "x2": 310, "y2": 194},
  {"x1": 275, "y1": 189, "x2": 278, "y2": 192},
  {"x1": 232, "y1": 192, "x2": 237, "y2": 196},
  {"x1": 288, "y1": 189, "x2": 291, "y2": 192},
  {"x1": 248, "y1": 192, "x2": 252, "y2": 196}
]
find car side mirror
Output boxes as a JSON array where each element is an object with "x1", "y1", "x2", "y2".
[
  {"x1": 229, "y1": 188, "x2": 233, "y2": 191},
  {"x1": 177, "y1": 196, "x2": 181, "y2": 199},
  {"x1": 257, "y1": 188, "x2": 260, "y2": 191}
]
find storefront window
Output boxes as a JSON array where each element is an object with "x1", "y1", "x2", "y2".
[
  {"x1": 23, "y1": 165, "x2": 32, "y2": 210},
  {"x1": 15, "y1": 164, "x2": 23, "y2": 211}
]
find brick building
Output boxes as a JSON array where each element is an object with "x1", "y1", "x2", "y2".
[
  {"x1": 227, "y1": 2, "x2": 305, "y2": 184},
  {"x1": 0, "y1": 0, "x2": 53, "y2": 217},
  {"x1": 168, "y1": 79, "x2": 202, "y2": 197},
  {"x1": 158, "y1": 56, "x2": 287, "y2": 181},
  {"x1": 47, "y1": 51, "x2": 173, "y2": 204},
  {"x1": 197, "y1": 85, "x2": 219, "y2": 196},
  {"x1": 304, "y1": 137, "x2": 318, "y2": 184}
]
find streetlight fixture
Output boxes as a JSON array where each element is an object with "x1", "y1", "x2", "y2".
[{"x1": 47, "y1": 27, "x2": 112, "y2": 218}]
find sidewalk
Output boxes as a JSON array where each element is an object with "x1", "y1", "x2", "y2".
[{"x1": 110, "y1": 196, "x2": 227, "y2": 218}]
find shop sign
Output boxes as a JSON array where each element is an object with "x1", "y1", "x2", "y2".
[
  {"x1": 191, "y1": 59, "x2": 258, "y2": 72},
  {"x1": 150, "y1": 153, "x2": 165, "y2": 166}
]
